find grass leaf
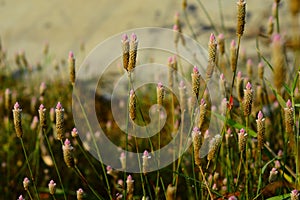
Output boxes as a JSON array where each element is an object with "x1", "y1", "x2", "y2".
[
  {"x1": 265, "y1": 193, "x2": 290, "y2": 200},
  {"x1": 292, "y1": 71, "x2": 299, "y2": 93},
  {"x1": 212, "y1": 112, "x2": 257, "y2": 137},
  {"x1": 283, "y1": 83, "x2": 291, "y2": 96}
]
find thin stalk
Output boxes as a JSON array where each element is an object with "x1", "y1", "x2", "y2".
[
  {"x1": 42, "y1": 128, "x2": 67, "y2": 200},
  {"x1": 133, "y1": 131, "x2": 146, "y2": 197},
  {"x1": 26, "y1": 189, "x2": 33, "y2": 200},
  {"x1": 256, "y1": 151, "x2": 262, "y2": 195},
  {"x1": 155, "y1": 110, "x2": 161, "y2": 200},
  {"x1": 20, "y1": 138, "x2": 40, "y2": 200},
  {"x1": 74, "y1": 165, "x2": 104, "y2": 200},
  {"x1": 292, "y1": 91, "x2": 299, "y2": 187},
  {"x1": 235, "y1": 153, "x2": 243, "y2": 188},
  {"x1": 51, "y1": 195, "x2": 57, "y2": 200},
  {"x1": 75, "y1": 137, "x2": 102, "y2": 180},
  {"x1": 245, "y1": 116, "x2": 249, "y2": 199},
  {"x1": 144, "y1": 175, "x2": 153, "y2": 200},
  {"x1": 74, "y1": 90, "x2": 113, "y2": 199},
  {"x1": 198, "y1": 165, "x2": 213, "y2": 199},
  {"x1": 191, "y1": 150, "x2": 199, "y2": 200}
]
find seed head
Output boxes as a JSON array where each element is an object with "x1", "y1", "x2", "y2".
[
  {"x1": 129, "y1": 90, "x2": 136, "y2": 121},
  {"x1": 126, "y1": 175, "x2": 134, "y2": 198},
  {"x1": 238, "y1": 128, "x2": 248, "y2": 152},
  {"x1": 243, "y1": 82, "x2": 253, "y2": 116},
  {"x1": 206, "y1": 33, "x2": 217, "y2": 80},
  {"x1": 71, "y1": 128, "x2": 78, "y2": 138},
  {"x1": 39, "y1": 82, "x2": 47, "y2": 96},
  {"x1": 246, "y1": 59, "x2": 253, "y2": 80},
  {"x1": 291, "y1": 189, "x2": 299, "y2": 200},
  {"x1": 55, "y1": 102, "x2": 65, "y2": 140},
  {"x1": 208, "y1": 33, "x2": 217, "y2": 64},
  {"x1": 128, "y1": 33, "x2": 138, "y2": 72},
  {"x1": 272, "y1": 34, "x2": 286, "y2": 92},
  {"x1": 122, "y1": 34, "x2": 130, "y2": 71},
  {"x1": 191, "y1": 66, "x2": 200, "y2": 99},
  {"x1": 218, "y1": 33, "x2": 225, "y2": 55},
  {"x1": 157, "y1": 82, "x2": 164, "y2": 107},
  {"x1": 166, "y1": 184, "x2": 176, "y2": 200},
  {"x1": 23, "y1": 177, "x2": 30, "y2": 191},
  {"x1": 77, "y1": 188, "x2": 84, "y2": 200},
  {"x1": 17, "y1": 195, "x2": 25, "y2": 200},
  {"x1": 38, "y1": 104, "x2": 47, "y2": 129},
  {"x1": 267, "y1": 16, "x2": 274, "y2": 36},
  {"x1": 230, "y1": 40, "x2": 237, "y2": 72},
  {"x1": 62, "y1": 139, "x2": 75, "y2": 168},
  {"x1": 5, "y1": 88, "x2": 11, "y2": 111},
  {"x1": 30, "y1": 116, "x2": 39, "y2": 131},
  {"x1": 256, "y1": 111, "x2": 265, "y2": 151},
  {"x1": 68, "y1": 51, "x2": 76, "y2": 85},
  {"x1": 269, "y1": 167, "x2": 278, "y2": 183},
  {"x1": 258, "y1": 62, "x2": 264, "y2": 80},
  {"x1": 207, "y1": 135, "x2": 222, "y2": 161},
  {"x1": 197, "y1": 99, "x2": 206, "y2": 129},
  {"x1": 142, "y1": 150, "x2": 151, "y2": 174},
  {"x1": 120, "y1": 152, "x2": 126, "y2": 170},
  {"x1": 284, "y1": 99, "x2": 294, "y2": 138},
  {"x1": 13, "y1": 102, "x2": 23, "y2": 138},
  {"x1": 48, "y1": 180, "x2": 56, "y2": 195},
  {"x1": 219, "y1": 74, "x2": 227, "y2": 98},
  {"x1": 192, "y1": 127, "x2": 202, "y2": 166},
  {"x1": 236, "y1": 0, "x2": 246, "y2": 36}
]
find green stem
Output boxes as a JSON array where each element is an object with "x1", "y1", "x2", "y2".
[
  {"x1": 74, "y1": 165, "x2": 104, "y2": 200},
  {"x1": 245, "y1": 116, "x2": 249, "y2": 199},
  {"x1": 75, "y1": 137, "x2": 102, "y2": 180},
  {"x1": 74, "y1": 89, "x2": 113, "y2": 199},
  {"x1": 191, "y1": 150, "x2": 199, "y2": 200},
  {"x1": 42, "y1": 128, "x2": 67, "y2": 200},
  {"x1": 20, "y1": 138, "x2": 40, "y2": 200},
  {"x1": 26, "y1": 189, "x2": 33, "y2": 200}
]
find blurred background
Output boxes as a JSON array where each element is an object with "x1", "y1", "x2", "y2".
[{"x1": 0, "y1": 0, "x2": 292, "y2": 64}]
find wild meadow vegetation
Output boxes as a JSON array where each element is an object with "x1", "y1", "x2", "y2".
[{"x1": 1, "y1": 0, "x2": 300, "y2": 199}]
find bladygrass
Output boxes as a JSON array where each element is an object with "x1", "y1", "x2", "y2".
[{"x1": 0, "y1": 0, "x2": 300, "y2": 199}]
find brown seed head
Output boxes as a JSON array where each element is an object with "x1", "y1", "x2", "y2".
[
  {"x1": 243, "y1": 82, "x2": 253, "y2": 116},
  {"x1": 122, "y1": 34, "x2": 130, "y2": 71},
  {"x1": 55, "y1": 102, "x2": 65, "y2": 140},
  {"x1": 192, "y1": 127, "x2": 202, "y2": 166},
  {"x1": 13, "y1": 102, "x2": 23, "y2": 138},
  {"x1": 62, "y1": 139, "x2": 75, "y2": 168},
  {"x1": 129, "y1": 90, "x2": 136, "y2": 121},
  {"x1": 256, "y1": 111, "x2": 265, "y2": 151},
  {"x1": 68, "y1": 51, "x2": 76, "y2": 85},
  {"x1": 48, "y1": 180, "x2": 56, "y2": 195},
  {"x1": 236, "y1": 0, "x2": 246, "y2": 36}
]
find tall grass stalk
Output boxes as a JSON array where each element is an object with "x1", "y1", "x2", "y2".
[
  {"x1": 73, "y1": 89, "x2": 113, "y2": 199},
  {"x1": 20, "y1": 138, "x2": 40, "y2": 200},
  {"x1": 41, "y1": 127, "x2": 67, "y2": 200}
]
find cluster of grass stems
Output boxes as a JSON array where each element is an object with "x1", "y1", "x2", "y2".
[{"x1": 0, "y1": 0, "x2": 300, "y2": 199}]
